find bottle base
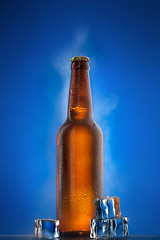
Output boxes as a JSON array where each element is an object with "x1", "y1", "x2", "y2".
[{"x1": 60, "y1": 231, "x2": 90, "y2": 238}]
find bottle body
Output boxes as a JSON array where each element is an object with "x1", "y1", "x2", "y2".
[
  {"x1": 57, "y1": 119, "x2": 103, "y2": 233},
  {"x1": 57, "y1": 57, "x2": 103, "y2": 234}
]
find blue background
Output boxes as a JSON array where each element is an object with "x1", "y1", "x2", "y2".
[{"x1": 0, "y1": 0, "x2": 160, "y2": 235}]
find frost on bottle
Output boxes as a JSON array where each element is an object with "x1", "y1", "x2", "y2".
[{"x1": 57, "y1": 56, "x2": 103, "y2": 235}]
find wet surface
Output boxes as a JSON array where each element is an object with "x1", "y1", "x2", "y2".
[{"x1": 0, "y1": 235, "x2": 160, "y2": 240}]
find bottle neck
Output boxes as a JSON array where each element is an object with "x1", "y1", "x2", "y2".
[{"x1": 67, "y1": 61, "x2": 93, "y2": 121}]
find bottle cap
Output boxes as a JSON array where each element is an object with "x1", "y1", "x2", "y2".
[{"x1": 71, "y1": 56, "x2": 90, "y2": 62}]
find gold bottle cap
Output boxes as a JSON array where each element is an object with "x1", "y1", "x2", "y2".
[{"x1": 71, "y1": 56, "x2": 90, "y2": 62}]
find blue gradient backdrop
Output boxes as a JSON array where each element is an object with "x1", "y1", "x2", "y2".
[{"x1": 0, "y1": 0, "x2": 160, "y2": 235}]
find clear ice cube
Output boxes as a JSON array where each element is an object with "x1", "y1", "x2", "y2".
[
  {"x1": 90, "y1": 218, "x2": 110, "y2": 238},
  {"x1": 115, "y1": 217, "x2": 129, "y2": 238},
  {"x1": 34, "y1": 219, "x2": 60, "y2": 238},
  {"x1": 94, "y1": 196, "x2": 121, "y2": 219},
  {"x1": 90, "y1": 217, "x2": 129, "y2": 238}
]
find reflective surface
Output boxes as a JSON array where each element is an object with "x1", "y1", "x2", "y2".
[{"x1": 0, "y1": 235, "x2": 160, "y2": 240}]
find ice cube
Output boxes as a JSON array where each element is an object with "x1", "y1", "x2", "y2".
[
  {"x1": 108, "y1": 218, "x2": 117, "y2": 238},
  {"x1": 90, "y1": 217, "x2": 129, "y2": 238},
  {"x1": 34, "y1": 219, "x2": 60, "y2": 238},
  {"x1": 90, "y1": 218, "x2": 110, "y2": 238},
  {"x1": 94, "y1": 196, "x2": 121, "y2": 219},
  {"x1": 90, "y1": 219, "x2": 96, "y2": 238},
  {"x1": 114, "y1": 217, "x2": 129, "y2": 238}
]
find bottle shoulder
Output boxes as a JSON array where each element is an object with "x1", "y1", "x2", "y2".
[{"x1": 57, "y1": 119, "x2": 103, "y2": 139}]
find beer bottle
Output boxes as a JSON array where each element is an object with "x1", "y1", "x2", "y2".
[{"x1": 57, "y1": 56, "x2": 103, "y2": 235}]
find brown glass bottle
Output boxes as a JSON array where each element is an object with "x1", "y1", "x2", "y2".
[{"x1": 57, "y1": 56, "x2": 103, "y2": 235}]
